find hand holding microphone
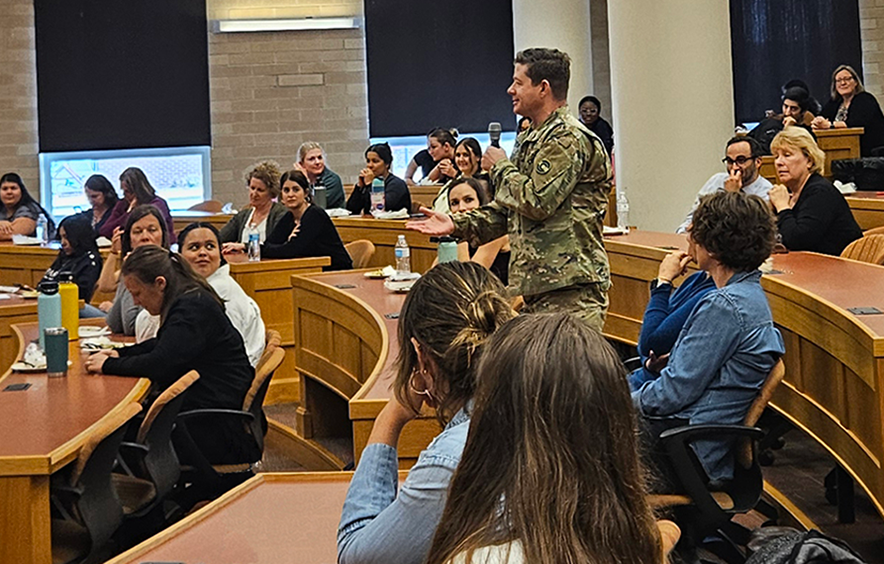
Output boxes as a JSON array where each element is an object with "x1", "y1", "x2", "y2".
[{"x1": 482, "y1": 121, "x2": 506, "y2": 171}]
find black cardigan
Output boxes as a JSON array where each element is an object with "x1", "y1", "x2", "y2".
[
  {"x1": 103, "y1": 289, "x2": 257, "y2": 463},
  {"x1": 41, "y1": 250, "x2": 102, "y2": 302},
  {"x1": 776, "y1": 173, "x2": 862, "y2": 256},
  {"x1": 345, "y1": 173, "x2": 412, "y2": 215},
  {"x1": 821, "y1": 91, "x2": 884, "y2": 156},
  {"x1": 261, "y1": 206, "x2": 353, "y2": 271}
]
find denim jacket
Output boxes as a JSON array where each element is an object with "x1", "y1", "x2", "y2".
[
  {"x1": 337, "y1": 406, "x2": 470, "y2": 564},
  {"x1": 632, "y1": 270, "x2": 785, "y2": 481}
]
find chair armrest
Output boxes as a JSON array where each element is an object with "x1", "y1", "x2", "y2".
[
  {"x1": 177, "y1": 408, "x2": 255, "y2": 424},
  {"x1": 119, "y1": 441, "x2": 149, "y2": 454},
  {"x1": 658, "y1": 424, "x2": 764, "y2": 520},
  {"x1": 623, "y1": 356, "x2": 642, "y2": 372}
]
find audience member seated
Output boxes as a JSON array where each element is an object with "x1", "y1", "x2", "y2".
[
  {"x1": 405, "y1": 128, "x2": 458, "y2": 185},
  {"x1": 40, "y1": 214, "x2": 103, "y2": 308},
  {"x1": 0, "y1": 172, "x2": 55, "y2": 240},
  {"x1": 346, "y1": 143, "x2": 412, "y2": 215},
  {"x1": 99, "y1": 167, "x2": 175, "y2": 243},
  {"x1": 225, "y1": 170, "x2": 353, "y2": 271},
  {"x1": 676, "y1": 136, "x2": 771, "y2": 234},
  {"x1": 769, "y1": 127, "x2": 862, "y2": 255},
  {"x1": 432, "y1": 137, "x2": 491, "y2": 213},
  {"x1": 78, "y1": 174, "x2": 119, "y2": 236},
  {"x1": 634, "y1": 191, "x2": 785, "y2": 486},
  {"x1": 748, "y1": 85, "x2": 816, "y2": 153},
  {"x1": 95, "y1": 205, "x2": 171, "y2": 334},
  {"x1": 578, "y1": 95, "x2": 614, "y2": 156},
  {"x1": 219, "y1": 160, "x2": 287, "y2": 248},
  {"x1": 628, "y1": 250, "x2": 715, "y2": 390},
  {"x1": 813, "y1": 64, "x2": 884, "y2": 156},
  {"x1": 447, "y1": 178, "x2": 510, "y2": 285},
  {"x1": 294, "y1": 141, "x2": 345, "y2": 209},
  {"x1": 518, "y1": 116, "x2": 531, "y2": 133},
  {"x1": 85, "y1": 245, "x2": 257, "y2": 465},
  {"x1": 426, "y1": 314, "x2": 670, "y2": 564},
  {"x1": 337, "y1": 262, "x2": 515, "y2": 564}
]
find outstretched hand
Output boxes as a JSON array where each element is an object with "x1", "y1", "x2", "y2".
[{"x1": 405, "y1": 206, "x2": 455, "y2": 236}]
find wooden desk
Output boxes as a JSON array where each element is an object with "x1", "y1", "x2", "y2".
[
  {"x1": 224, "y1": 254, "x2": 330, "y2": 405},
  {"x1": 333, "y1": 217, "x2": 437, "y2": 273},
  {"x1": 846, "y1": 191, "x2": 884, "y2": 231},
  {"x1": 603, "y1": 231, "x2": 884, "y2": 520},
  {"x1": 292, "y1": 271, "x2": 439, "y2": 468},
  {"x1": 106, "y1": 472, "x2": 357, "y2": 564},
  {"x1": 759, "y1": 127, "x2": 863, "y2": 182},
  {"x1": 171, "y1": 210, "x2": 233, "y2": 235},
  {"x1": 0, "y1": 295, "x2": 37, "y2": 375},
  {"x1": 0, "y1": 322, "x2": 149, "y2": 564},
  {"x1": 343, "y1": 183, "x2": 441, "y2": 209}
]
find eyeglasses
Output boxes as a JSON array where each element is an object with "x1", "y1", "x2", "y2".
[
  {"x1": 722, "y1": 156, "x2": 755, "y2": 166},
  {"x1": 835, "y1": 77, "x2": 855, "y2": 85}
]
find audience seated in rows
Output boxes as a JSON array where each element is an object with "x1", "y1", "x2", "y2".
[
  {"x1": 405, "y1": 128, "x2": 458, "y2": 186},
  {"x1": 76, "y1": 174, "x2": 119, "y2": 236},
  {"x1": 40, "y1": 214, "x2": 103, "y2": 306},
  {"x1": 100, "y1": 167, "x2": 175, "y2": 244},
  {"x1": 219, "y1": 160, "x2": 288, "y2": 249},
  {"x1": 748, "y1": 85, "x2": 816, "y2": 153},
  {"x1": 432, "y1": 137, "x2": 492, "y2": 214},
  {"x1": 427, "y1": 314, "x2": 675, "y2": 564},
  {"x1": 769, "y1": 127, "x2": 862, "y2": 255},
  {"x1": 446, "y1": 177, "x2": 510, "y2": 286},
  {"x1": 0, "y1": 172, "x2": 55, "y2": 240},
  {"x1": 295, "y1": 141, "x2": 346, "y2": 209},
  {"x1": 136, "y1": 223, "x2": 267, "y2": 366},
  {"x1": 634, "y1": 191, "x2": 785, "y2": 486},
  {"x1": 578, "y1": 95, "x2": 614, "y2": 156},
  {"x1": 337, "y1": 261, "x2": 515, "y2": 564},
  {"x1": 94, "y1": 205, "x2": 172, "y2": 334},
  {"x1": 346, "y1": 142, "x2": 412, "y2": 215},
  {"x1": 677, "y1": 136, "x2": 772, "y2": 234},
  {"x1": 226, "y1": 170, "x2": 353, "y2": 270},
  {"x1": 85, "y1": 245, "x2": 258, "y2": 465},
  {"x1": 814, "y1": 64, "x2": 884, "y2": 156}
]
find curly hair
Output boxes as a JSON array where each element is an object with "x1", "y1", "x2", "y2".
[
  {"x1": 245, "y1": 160, "x2": 281, "y2": 198},
  {"x1": 690, "y1": 192, "x2": 776, "y2": 272}
]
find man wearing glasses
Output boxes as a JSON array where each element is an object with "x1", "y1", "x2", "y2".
[{"x1": 676, "y1": 136, "x2": 771, "y2": 234}]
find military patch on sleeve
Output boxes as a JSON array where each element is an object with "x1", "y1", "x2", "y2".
[{"x1": 536, "y1": 159, "x2": 551, "y2": 174}]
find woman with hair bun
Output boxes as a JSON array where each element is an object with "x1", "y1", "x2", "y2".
[
  {"x1": 345, "y1": 142, "x2": 412, "y2": 215},
  {"x1": 84, "y1": 244, "x2": 257, "y2": 464},
  {"x1": 337, "y1": 261, "x2": 516, "y2": 564},
  {"x1": 219, "y1": 160, "x2": 288, "y2": 250}
]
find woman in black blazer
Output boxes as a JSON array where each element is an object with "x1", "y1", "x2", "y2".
[{"x1": 813, "y1": 64, "x2": 884, "y2": 156}]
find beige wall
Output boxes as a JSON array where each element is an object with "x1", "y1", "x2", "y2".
[{"x1": 860, "y1": 0, "x2": 884, "y2": 100}]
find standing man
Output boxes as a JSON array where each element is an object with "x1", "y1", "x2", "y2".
[
  {"x1": 676, "y1": 136, "x2": 772, "y2": 234},
  {"x1": 407, "y1": 48, "x2": 613, "y2": 331}
]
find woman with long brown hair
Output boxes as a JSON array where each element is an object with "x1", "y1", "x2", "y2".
[
  {"x1": 427, "y1": 314, "x2": 667, "y2": 564},
  {"x1": 337, "y1": 261, "x2": 515, "y2": 564}
]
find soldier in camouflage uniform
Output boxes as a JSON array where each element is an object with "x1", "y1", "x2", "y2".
[{"x1": 407, "y1": 48, "x2": 613, "y2": 331}]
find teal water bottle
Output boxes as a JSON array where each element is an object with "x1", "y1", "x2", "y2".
[
  {"x1": 37, "y1": 280, "x2": 62, "y2": 350},
  {"x1": 437, "y1": 236, "x2": 458, "y2": 263}
]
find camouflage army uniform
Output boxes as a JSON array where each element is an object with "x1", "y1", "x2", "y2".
[{"x1": 452, "y1": 105, "x2": 612, "y2": 331}]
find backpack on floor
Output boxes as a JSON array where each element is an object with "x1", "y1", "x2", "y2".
[{"x1": 746, "y1": 529, "x2": 866, "y2": 564}]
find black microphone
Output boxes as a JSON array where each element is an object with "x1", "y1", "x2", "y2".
[{"x1": 488, "y1": 122, "x2": 502, "y2": 148}]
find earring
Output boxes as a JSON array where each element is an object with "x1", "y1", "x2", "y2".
[{"x1": 409, "y1": 369, "x2": 435, "y2": 403}]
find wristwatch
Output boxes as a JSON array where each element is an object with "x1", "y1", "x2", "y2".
[{"x1": 650, "y1": 278, "x2": 672, "y2": 291}]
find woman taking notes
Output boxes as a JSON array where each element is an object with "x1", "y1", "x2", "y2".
[{"x1": 337, "y1": 262, "x2": 515, "y2": 564}]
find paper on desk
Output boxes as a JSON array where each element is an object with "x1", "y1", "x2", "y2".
[
  {"x1": 603, "y1": 226, "x2": 629, "y2": 235},
  {"x1": 325, "y1": 208, "x2": 352, "y2": 218},
  {"x1": 96, "y1": 236, "x2": 113, "y2": 247},
  {"x1": 12, "y1": 234, "x2": 42, "y2": 245},
  {"x1": 372, "y1": 209, "x2": 409, "y2": 219}
]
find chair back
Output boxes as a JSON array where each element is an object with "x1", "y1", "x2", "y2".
[
  {"x1": 187, "y1": 200, "x2": 223, "y2": 213},
  {"x1": 840, "y1": 234, "x2": 884, "y2": 265},
  {"x1": 244, "y1": 347, "x2": 285, "y2": 455},
  {"x1": 255, "y1": 329, "x2": 281, "y2": 372},
  {"x1": 345, "y1": 239, "x2": 376, "y2": 269},
  {"x1": 68, "y1": 402, "x2": 142, "y2": 552},
  {"x1": 136, "y1": 371, "x2": 200, "y2": 499},
  {"x1": 863, "y1": 225, "x2": 884, "y2": 237},
  {"x1": 738, "y1": 359, "x2": 786, "y2": 469}
]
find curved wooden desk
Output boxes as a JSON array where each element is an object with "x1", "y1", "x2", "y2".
[
  {"x1": 0, "y1": 322, "x2": 150, "y2": 564},
  {"x1": 171, "y1": 210, "x2": 233, "y2": 234},
  {"x1": 604, "y1": 231, "x2": 884, "y2": 520},
  {"x1": 291, "y1": 271, "x2": 438, "y2": 468},
  {"x1": 847, "y1": 192, "x2": 884, "y2": 231},
  {"x1": 333, "y1": 217, "x2": 437, "y2": 273},
  {"x1": 759, "y1": 127, "x2": 863, "y2": 183}
]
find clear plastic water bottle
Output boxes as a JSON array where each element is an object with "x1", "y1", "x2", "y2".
[
  {"x1": 370, "y1": 178, "x2": 385, "y2": 214},
  {"x1": 395, "y1": 235, "x2": 411, "y2": 275},
  {"x1": 616, "y1": 190, "x2": 630, "y2": 233},
  {"x1": 247, "y1": 224, "x2": 261, "y2": 262},
  {"x1": 37, "y1": 215, "x2": 48, "y2": 244}
]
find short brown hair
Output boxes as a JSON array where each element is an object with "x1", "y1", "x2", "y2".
[
  {"x1": 514, "y1": 48, "x2": 571, "y2": 101},
  {"x1": 691, "y1": 192, "x2": 776, "y2": 272},
  {"x1": 830, "y1": 64, "x2": 864, "y2": 100},
  {"x1": 245, "y1": 160, "x2": 281, "y2": 198}
]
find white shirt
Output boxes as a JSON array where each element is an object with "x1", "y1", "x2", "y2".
[
  {"x1": 450, "y1": 541, "x2": 525, "y2": 564},
  {"x1": 133, "y1": 264, "x2": 265, "y2": 367},
  {"x1": 676, "y1": 173, "x2": 772, "y2": 234},
  {"x1": 239, "y1": 207, "x2": 269, "y2": 245}
]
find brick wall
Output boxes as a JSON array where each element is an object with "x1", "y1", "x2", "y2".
[
  {"x1": 860, "y1": 0, "x2": 884, "y2": 100},
  {"x1": 0, "y1": 0, "x2": 39, "y2": 196}
]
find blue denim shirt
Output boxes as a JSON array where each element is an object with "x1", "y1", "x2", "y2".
[
  {"x1": 632, "y1": 270, "x2": 785, "y2": 481},
  {"x1": 337, "y1": 406, "x2": 470, "y2": 564}
]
